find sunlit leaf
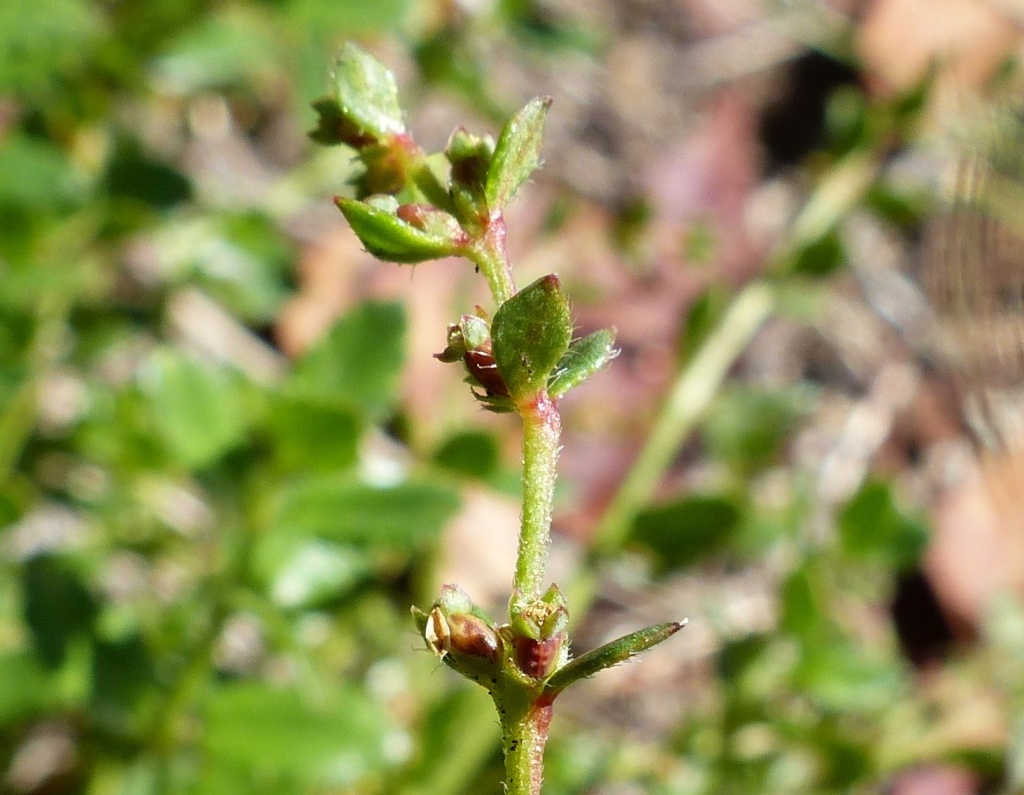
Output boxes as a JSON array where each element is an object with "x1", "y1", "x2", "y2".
[
  {"x1": 491, "y1": 274, "x2": 572, "y2": 400},
  {"x1": 486, "y1": 96, "x2": 551, "y2": 211}
]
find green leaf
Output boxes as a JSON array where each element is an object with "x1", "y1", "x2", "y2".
[
  {"x1": 289, "y1": 301, "x2": 405, "y2": 420},
  {"x1": 548, "y1": 328, "x2": 617, "y2": 398},
  {"x1": 0, "y1": 649, "x2": 56, "y2": 723},
  {"x1": 23, "y1": 555, "x2": 97, "y2": 669},
  {"x1": 203, "y1": 682, "x2": 395, "y2": 785},
  {"x1": 491, "y1": 274, "x2": 572, "y2": 400},
  {"x1": 791, "y1": 229, "x2": 845, "y2": 277},
  {"x1": 142, "y1": 348, "x2": 246, "y2": 469},
  {"x1": 270, "y1": 478, "x2": 460, "y2": 548},
  {"x1": 778, "y1": 561, "x2": 831, "y2": 641},
  {"x1": 678, "y1": 285, "x2": 728, "y2": 364},
  {"x1": 337, "y1": 198, "x2": 463, "y2": 264},
  {"x1": 0, "y1": 0, "x2": 101, "y2": 95},
  {"x1": 268, "y1": 393, "x2": 361, "y2": 472},
  {"x1": 544, "y1": 621, "x2": 685, "y2": 696},
  {"x1": 632, "y1": 494, "x2": 742, "y2": 572},
  {"x1": 330, "y1": 42, "x2": 405, "y2": 141},
  {"x1": 794, "y1": 637, "x2": 907, "y2": 713},
  {"x1": 90, "y1": 635, "x2": 154, "y2": 732},
  {"x1": 399, "y1": 688, "x2": 501, "y2": 795},
  {"x1": 265, "y1": 541, "x2": 371, "y2": 609},
  {"x1": 838, "y1": 480, "x2": 927, "y2": 570},
  {"x1": 287, "y1": 0, "x2": 411, "y2": 34},
  {"x1": 702, "y1": 386, "x2": 810, "y2": 474},
  {"x1": 0, "y1": 134, "x2": 80, "y2": 210},
  {"x1": 152, "y1": 7, "x2": 280, "y2": 92},
  {"x1": 106, "y1": 139, "x2": 193, "y2": 209},
  {"x1": 485, "y1": 96, "x2": 552, "y2": 211},
  {"x1": 433, "y1": 429, "x2": 500, "y2": 480}
]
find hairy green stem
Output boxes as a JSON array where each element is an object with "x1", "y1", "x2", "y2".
[
  {"x1": 467, "y1": 216, "x2": 517, "y2": 306},
  {"x1": 501, "y1": 698, "x2": 554, "y2": 795},
  {"x1": 511, "y1": 391, "x2": 561, "y2": 615}
]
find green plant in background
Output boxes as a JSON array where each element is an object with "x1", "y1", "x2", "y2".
[
  {"x1": 311, "y1": 43, "x2": 684, "y2": 795},
  {"x1": 8, "y1": 2, "x2": 1024, "y2": 791}
]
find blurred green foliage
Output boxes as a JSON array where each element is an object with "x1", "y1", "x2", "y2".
[{"x1": 1, "y1": 1, "x2": 1023, "y2": 794}]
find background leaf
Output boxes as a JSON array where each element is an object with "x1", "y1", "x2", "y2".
[
  {"x1": 202, "y1": 682, "x2": 396, "y2": 785},
  {"x1": 22, "y1": 555, "x2": 97, "y2": 669},
  {"x1": 269, "y1": 478, "x2": 460, "y2": 548},
  {"x1": 141, "y1": 348, "x2": 247, "y2": 469},
  {"x1": 631, "y1": 494, "x2": 742, "y2": 572},
  {"x1": 838, "y1": 480, "x2": 928, "y2": 570},
  {"x1": 289, "y1": 301, "x2": 406, "y2": 420}
]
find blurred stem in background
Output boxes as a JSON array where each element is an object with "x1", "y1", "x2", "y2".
[{"x1": 568, "y1": 148, "x2": 880, "y2": 618}]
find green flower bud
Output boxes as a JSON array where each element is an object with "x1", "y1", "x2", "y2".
[
  {"x1": 446, "y1": 127, "x2": 495, "y2": 227},
  {"x1": 511, "y1": 583, "x2": 568, "y2": 641}
]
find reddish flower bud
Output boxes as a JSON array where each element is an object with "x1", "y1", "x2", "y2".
[
  {"x1": 464, "y1": 347, "x2": 508, "y2": 396},
  {"x1": 446, "y1": 613, "x2": 501, "y2": 663},
  {"x1": 515, "y1": 633, "x2": 565, "y2": 681}
]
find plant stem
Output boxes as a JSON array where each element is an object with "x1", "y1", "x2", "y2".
[
  {"x1": 511, "y1": 391, "x2": 561, "y2": 615},
  {"x1": 566, "y1": 149, "x2": 882, "y2": 614},
  {"x1": 467, "y1": 215, "x2": 517, "y2": 306},
  {"x1": 590, "y1": 280, "x2": 775, "y2": 559},
  {"x1": 501, "y1": 697, "x2": 554, "y2": 795}
]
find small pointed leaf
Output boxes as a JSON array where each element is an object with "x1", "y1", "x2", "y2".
[
  {"x1": 337, "y1": 198, "x2": 462, "y2": 264},
  {"x1": 544, "y1": 620, "x2": 686, "y2": 697},
  {"x1": 548, "y1": 328, "x2": 618, "y2": 398},
  {"x1": 491, "y1": 274, "x2": 572, "y2": 401},
  {"x1": 331, "y1": 42, "x2": 405, "y2": 141},
  {"x1": 486, "y1": 97, "x2": 552, "y2": 211}
]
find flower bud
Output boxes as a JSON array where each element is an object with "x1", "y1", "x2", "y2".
[
  {"x1": 509, "y1": 584, "x2": 569, "y2": 680},
  {"x1": 433, "y1": 316, "x2": 513, "y2": 412},
  {"x1": 514, "y1": 633, "x2": 565, "y2": 681},
  {"x1": 511, "y1": 583, "x2": 569, "y2": 641},
  {"x1": 413, "y1": 585, "x2": 503, "y2": 689},
  {"x1": 446, "y1": 612, "x2": 501, "y2": 662},
  {"x1": 446, "y1": 127, "x2": 495, "y2": 227},
  {"x1": 445, "y1": 127, "x2": 495, "y2": 186}
]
